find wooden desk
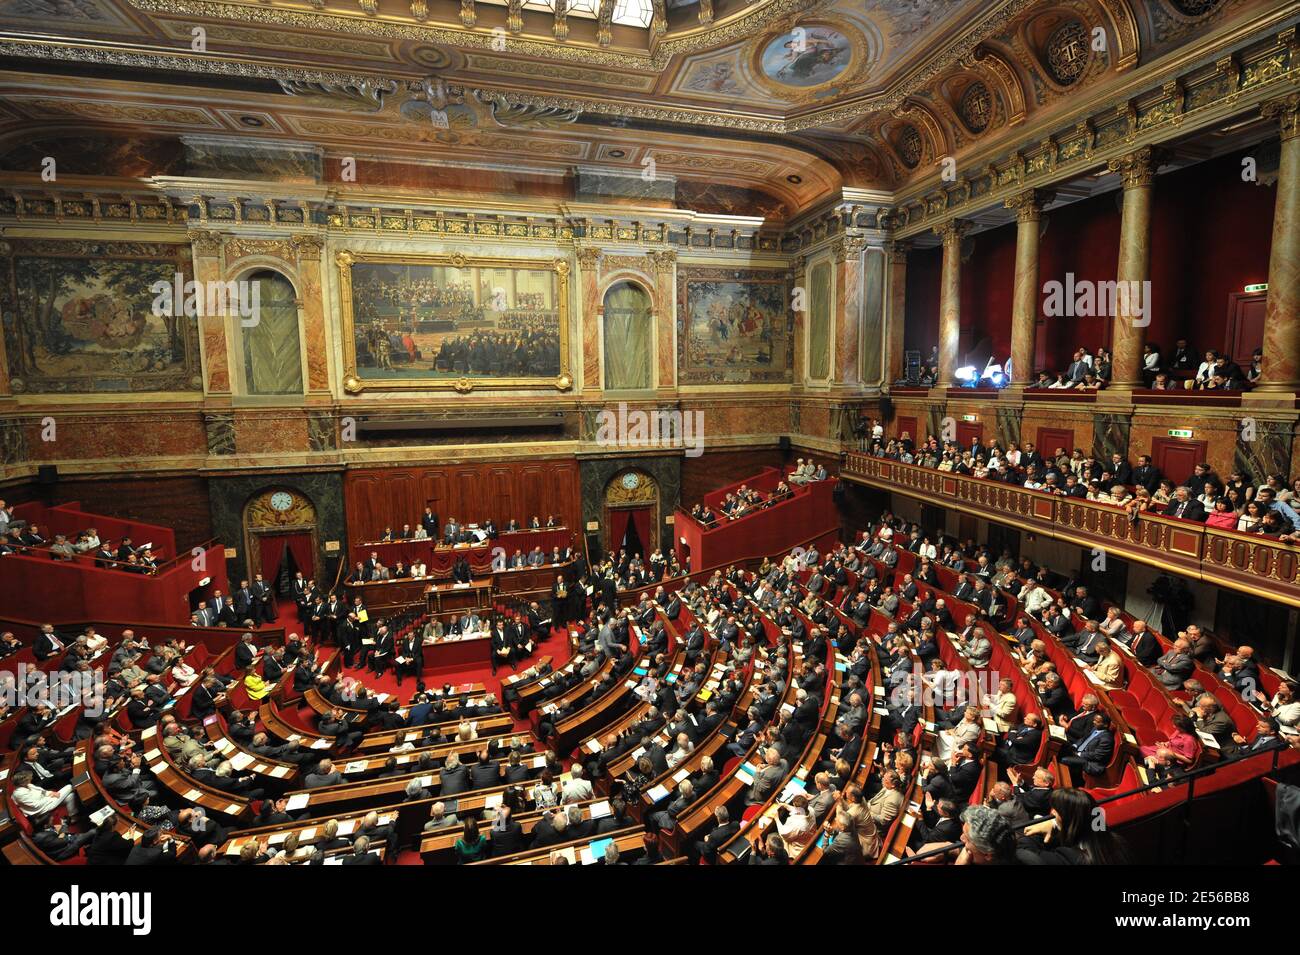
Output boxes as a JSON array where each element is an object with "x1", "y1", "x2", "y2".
[
  {"x1": 421, "y1": 632, "x2": 492, "y2": 674},
  {"x1": 427, "y1": 580, "x2": 494, "y2": 615}
]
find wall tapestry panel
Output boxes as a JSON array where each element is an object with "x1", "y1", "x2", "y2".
[
  {"x1": 676, "y1": 266, "x2": 793, "y2": 385},
  {"x1": 1, "y1": 239, "x2": 201, "y2": 394}
]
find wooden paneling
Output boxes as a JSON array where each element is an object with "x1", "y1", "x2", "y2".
[
  {"x1": 896, "y1": 416, "x2": 919, "y2": 442},
  {"x1": 4, "y1": 476, "x2": 213, "y2": 551},
  {"x1": 1036, "y1": 428, "x2": 1075, "y2": 457},
  {"x1": 344, "y1": 459, "x2": 581, "y2": 543},
  {"x1": 1150, "y1": 438, "x2": 1209, "y2": 488},
  {"x1": 956, "y1": 421, "x2": 983, "y2": 449},
  {"x1": 680, "y1": 448, "x2": 787, "y2": 506}
]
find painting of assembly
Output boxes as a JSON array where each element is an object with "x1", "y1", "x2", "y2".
[{"x1": 350, "y1": 261, "x2": 561, "y2": 380}]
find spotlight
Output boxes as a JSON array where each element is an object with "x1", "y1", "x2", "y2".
[{"x1": 955, "y1": 366, "x2": 978, "y2": 382}]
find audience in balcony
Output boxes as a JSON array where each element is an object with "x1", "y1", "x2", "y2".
[
  {"x1": 868, "y1": 425, "x2": 1300, "y2": 543},
  {"x1": 1017, "y1": 339, "x2": 1256, "y2": 392}
]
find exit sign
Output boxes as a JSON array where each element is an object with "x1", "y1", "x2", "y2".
[
  {"x1": 1168, "y1": 428, "x2": 1193, "y2": 438},
  {"x1": 961, "y1": 414, "x2": 977, "y2": 422},
  {"x1": 1245, "y1": 283, "x2": 1268, "y2": 293}
]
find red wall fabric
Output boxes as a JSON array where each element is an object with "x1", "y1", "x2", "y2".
[
  {"x1": 1030, "y1": 189, "x2": 1122, "y2": 374},
  {"x1": 961, "y1": 221, "x2": 1017, "y2": 364},
  {"x1": 912, "y1": 146, "x2": 1276, "y2": 378},
  {"x1": 904, "y1": 245, "x2": 942, "y2": 357}
]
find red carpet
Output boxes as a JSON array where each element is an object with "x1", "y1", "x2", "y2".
[{"x1": 264, "y1": 619, "x2": 574, "y2": 737}]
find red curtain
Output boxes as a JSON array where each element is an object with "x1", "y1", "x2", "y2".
[
  {"x1": 626, "y1": 506, "x2": 653, "y2": 556},
  {"x1": 281, "y1": 533, "x2": 315, "y2": 579},
  {"x1": 259, "y1": 534, "x2": 288, "y2": 583},
  {"x1": 606, "y1": 509, "x2": 631, "y2": 555}
]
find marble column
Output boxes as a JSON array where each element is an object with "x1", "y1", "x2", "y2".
[
  {"x1": 831, "y1": 234, "x2": 868, "y2": 390},
  {"x1": 791, "y1": 254, "x2": 807, "y2": 393},
  {"x1": 651, "y1": 249, "x2": 677, "y2": 395},
  {"x1": 883, "y1": 240, "x2": 910, "y2": 387},
  {"x1": 290, "y1": 233, "x2": 330, "y2": 394},
  {"x1": 190, "y1": 230, "x2": 231, "y2": 395},
  {"x1": 1004, "y1": 189, "x2": 1054, "y2": 385},
  {"x1": 577, "y1": 247, "x2": 602, "y2": 397},
  {"x1": 1107, "y1": 147, "x2": 1164, "y2": 390},
  {"x1": 1256, "y1": 94, "x2": 1300, "y2": 393},
  {"x1": 934, "y1": 218, "x2": 971, "y2": 387}
]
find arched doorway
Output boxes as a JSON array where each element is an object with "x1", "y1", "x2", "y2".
[
  {"x1": 242, "y1": 488, "x2": 318, "y2": 594},
  {"x1": 603, "y1": 469, "x2": 659, "y2": 558}
]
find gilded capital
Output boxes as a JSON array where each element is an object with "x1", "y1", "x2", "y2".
[
  {"x1": 833, "y1": 234, "x2": 869, "y2": 262},
  {"x1": 188, "y1": 230, "x2": 223, "y2": 257},
  {"x1": 884, "y1": 239, "x2": 912, "y2": 258},
  {"x1": 290, "y1": 232, "x2": 325, "y2": 257},
  {"x1": 1004, "y1": 188, "x2": 1055, "y2": 222},
  {"x1": 1262, "y1": 93, "x2": 1300, "y2": 143},
  {"x1": 576, "y1": 247, "x2": 602, "y2": 270},
  {"x1": 650, "y1": 249, "x2": 676, "y2": 273},
  {"x1": 1108, "y1": 146, "x2": 1167, "y2": 188},
  {"x1": 933, "y1": 218, "x2": 972, "y2": 244}
]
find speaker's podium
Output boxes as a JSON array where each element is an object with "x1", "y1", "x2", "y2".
[
  {"x1": 420, "y1": 578, "x2": 496, "y2": 675},
  {"x1": 425, "y1": 578, "x2": 494, "y2": 615}
]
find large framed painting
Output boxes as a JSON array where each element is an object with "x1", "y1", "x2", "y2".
[
  {"x1": 676, "y1": 266, "x2": 793, "y2": 385},
  {"x1": 1, "y1": 239, "x2": 201, "y2": 394},
  {"x1": 337, "y1": 251, "x2": 571, "y2": 393}
]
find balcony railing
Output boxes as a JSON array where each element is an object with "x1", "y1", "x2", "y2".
[{"x1": 841, "y1": 451, "x2": 1300, "y2": 608}]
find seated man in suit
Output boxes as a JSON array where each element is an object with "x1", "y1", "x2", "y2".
[{"x1": 1058, "y1": 712, "x2": 1115, "y2": 778}]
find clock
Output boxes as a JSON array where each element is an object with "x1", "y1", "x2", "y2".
[
  {"x1": 621, "y1": 472, "x2": 640, "y2": 490},
  {"x1": 269, "y1": 491, "x2": 294, "y2": 512}
]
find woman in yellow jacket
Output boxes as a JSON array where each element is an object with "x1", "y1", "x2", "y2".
[{"x1": 243, "y1": 669, "x2": 274, "y2": 701}]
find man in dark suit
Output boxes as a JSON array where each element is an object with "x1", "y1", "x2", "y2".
[
  {"x1": 1167, "y1": 487, "x2": 1206, "y2": 522},
  {"x1": 341, "y1": 837, "x2": 383, "y2": 865},
  {"x1": 995, "y1": 713, "x2": 1044, "y2": 767},
  {"x1": 31, "y1": 624, "x2": 65, "y2": 662},
  {"x1": 250, "y1": 573, "x2": 276, "y2": 624},
  {"x1": 395, "y1": 631, "x2": 422, "y2": 686},
  {"x1": 1059, "y1": 712, "x2": 1115, "y2": 777},
  {"x1": 1127, "y1": 620, "x2": 1161, "y2": 667},
  {"x1": 1131, "y1": 455, "x2": 1161, "y2": 493},
  {"x1": 234, "y1": 633, "x2": 259, "y2": 670},
  {"x1": 232, "y1": 580, "x2": 256, "y2": 624},
  {"x1": 692, "y1": 805, "x2": 740, "y2": 864},
  {"x1": 367, "y1": 625, "x2": 394, "y2": 675}
]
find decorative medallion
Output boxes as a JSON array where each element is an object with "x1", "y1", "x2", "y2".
[
  {"x1": 1044, "y1": 19, "x2": 1090, "y2": 86},
  {"x1": 1167, "y1": 0, "x2": 1222, "y2": 15},
  {"x1": 959, "y1": 81, "x2": 993, "y2": 133},
  {"x1": 897, "y1": 124, "x2": 923, "y2": 167}
]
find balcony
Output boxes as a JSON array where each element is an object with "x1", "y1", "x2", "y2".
[{"x1": 841, "y1": 452, "x2": 1300, "y2": 608}]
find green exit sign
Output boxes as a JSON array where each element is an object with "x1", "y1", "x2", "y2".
[
  {"x1": 1245, "y1": 283, "x2": 1268, "y2": 293},
  {"x1": 1168, "y1": 428, "x2": 1193, "y2": 438},
  {"x1": 961, "y1": 414, "x2": 977, "y2": 422}
]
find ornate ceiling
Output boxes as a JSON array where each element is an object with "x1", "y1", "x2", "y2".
[{"x1": 0, "y1": 0, "x2": 1293, "y2": 218}]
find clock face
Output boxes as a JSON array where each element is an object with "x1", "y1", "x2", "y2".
[
  {"x1": 621, "y1": 472, "x2": 640, "y2": 490},
  {"x1": 270, "y1": 491, "x2": 294, "y2": 512}
]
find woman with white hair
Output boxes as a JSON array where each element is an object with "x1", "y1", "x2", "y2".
[{"x1": 665, "y1": 732, "x2": 694, "y2": 770}]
